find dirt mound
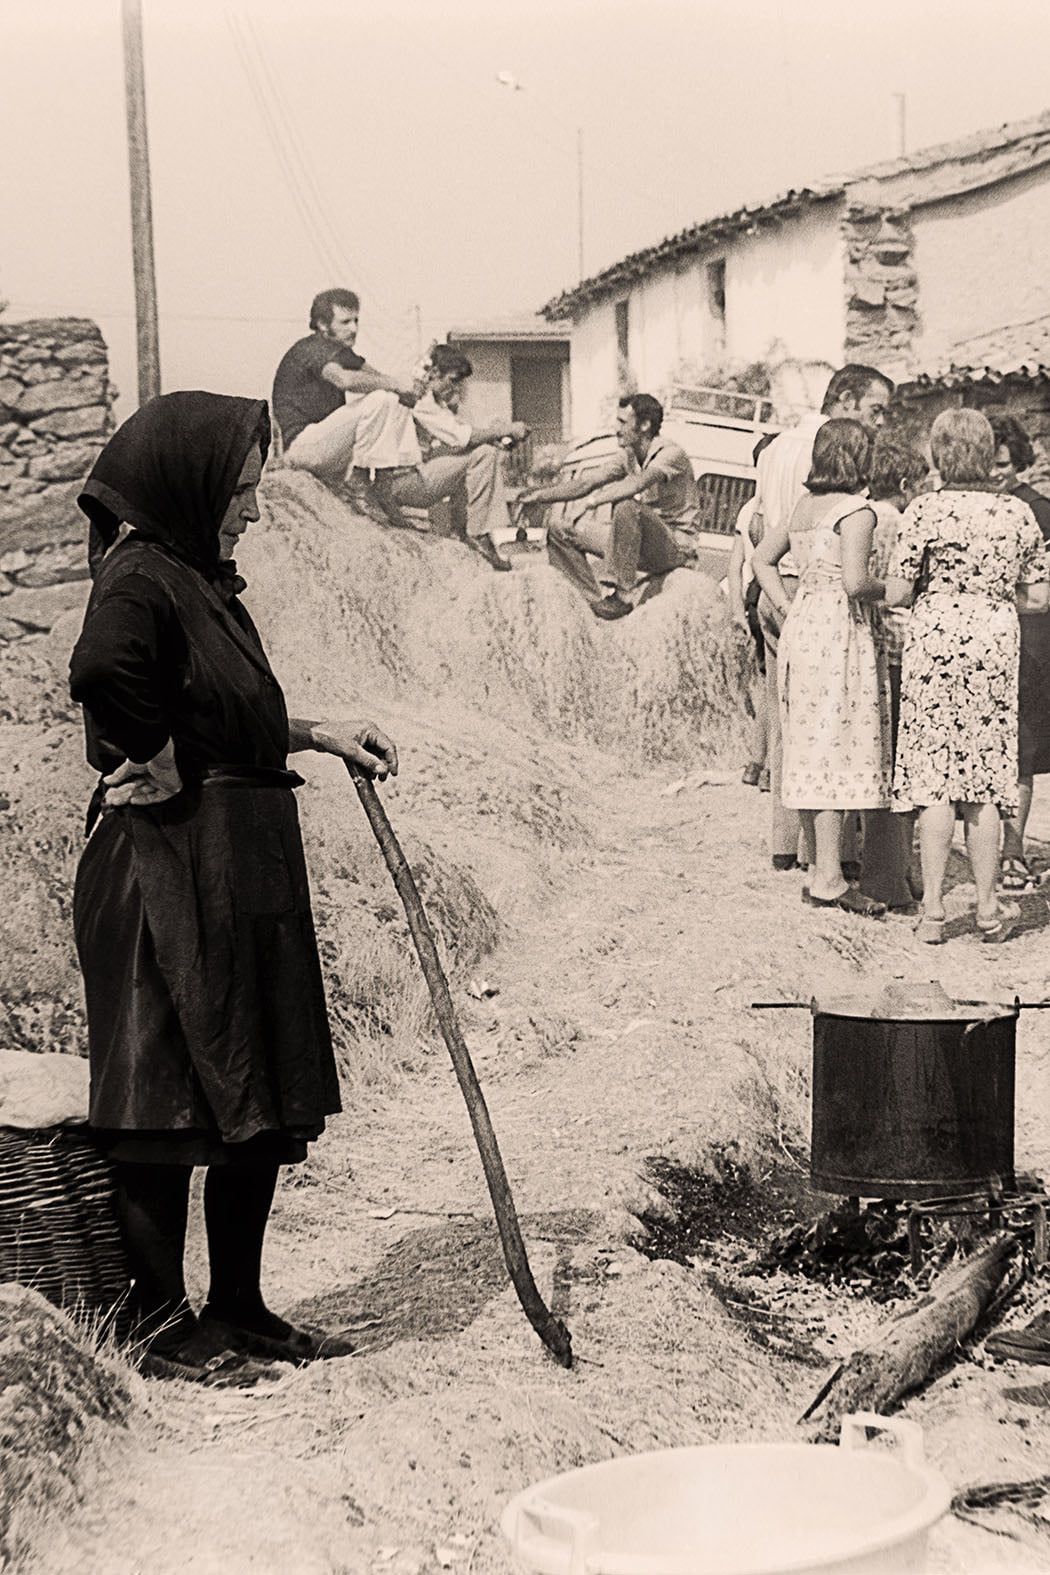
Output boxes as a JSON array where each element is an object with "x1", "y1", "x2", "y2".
[
  {"x1": 0, "y1": 470, "x2": 744, "y2": 1083},
  {"x1": 248, "y1": 470, "x2": 749, "y2": 768},
  {"x1": 0, "y1": 1286, "x2": 131, "y2": 1568}
]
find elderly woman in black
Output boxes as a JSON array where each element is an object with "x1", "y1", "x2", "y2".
[{"x1": 71, "y1": 392, "x2": 397, "y2": 1380}]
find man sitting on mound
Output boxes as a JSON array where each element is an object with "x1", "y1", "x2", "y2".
[
  {"x1": 518, "y1": 393, "x2": 699, "y2": 619},
  {"x1": 391, "y1": 343, "x2": 528, "y2": 572},
  {"x1": 272, "y1": 287, "x2": 421, "y2": 530}
]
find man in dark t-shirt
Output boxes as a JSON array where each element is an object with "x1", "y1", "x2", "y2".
[
  {"x1": 273, "y1": 287, "x2": 421, "y2": 526},
  {"x1": 272, "y1": 332, "x2": 367, "y2": 451}
]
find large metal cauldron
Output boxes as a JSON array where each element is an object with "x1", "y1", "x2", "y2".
[{"x1": 809, "y1": 988, "x2": 1017, "y2": 1200}]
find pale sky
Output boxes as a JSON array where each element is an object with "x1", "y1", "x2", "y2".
[{"x1": 4, "y1": 0, "x2": 1050, "y2": 421}]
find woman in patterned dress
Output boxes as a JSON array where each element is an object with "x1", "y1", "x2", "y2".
[
  {"x1": 886, "y1": 409, "x2": 1049, "y2": 944},
  {"x1": 753, "y1": 419, "x2": 891, "y2": 918},
  {"x1": 988, "y1": 412, "x2": 1050, "y2": 890}
]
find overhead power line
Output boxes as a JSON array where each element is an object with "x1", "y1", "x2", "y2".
[
  {"x1": 241, "y1": 14, "x2": 405, "y2": 324},
  {"x1": 226, "y1": 13, "x2": 341, "y2": 279},
  {"x1": 226, "y1": 9, "x2": 416, "y2": 358}
]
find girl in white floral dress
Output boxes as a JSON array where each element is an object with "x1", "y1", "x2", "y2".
[
  {"x1": 886, "y1": 409, "x2": 1049, "y2": 944},
  {"x1": 753, "y1": 420, "x2": 891, "y2": 918}
]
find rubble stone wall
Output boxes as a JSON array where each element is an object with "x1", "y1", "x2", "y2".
[
  {"x1": 841, "y1": 203, "x2": 920, "y2": 376},
  {"x1": 0, "y1": 318, "x2": 114, "y2": 644}
]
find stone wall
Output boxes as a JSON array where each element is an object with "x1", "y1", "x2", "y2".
[
  {"x1": 0, "y1": 318, "x2": 114, "y2": 644},
  {"x1": 841, "y1": 203, "x2": 919, "y2": 376},
  {"x1": 895, "y1": 378, "x2": 1050, "y2": 476}
]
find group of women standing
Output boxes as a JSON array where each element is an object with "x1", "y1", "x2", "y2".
[{"x1": 753, "y1": 407, "x2": 1050, "y2": 943}]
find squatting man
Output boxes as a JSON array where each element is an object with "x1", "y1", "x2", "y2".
[{"x1": 518, "y1": 392, "x2": 700, "y2": 619}]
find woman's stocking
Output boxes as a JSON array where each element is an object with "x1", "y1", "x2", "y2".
[
  {"x1": 202, "y1": 1163, "x2": 294, "y2": 1339},
  {"x1": 116, "y1": 1161, "x2": 194, "y2": 1348}
]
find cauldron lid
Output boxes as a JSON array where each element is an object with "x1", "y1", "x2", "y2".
[{"x1": 813, "y1": 980, "x2": 1016, "y2": 1022}]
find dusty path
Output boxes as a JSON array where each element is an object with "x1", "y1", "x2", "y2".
[{"x1": 33, "y1": 769, "x2": 1050, "y2": 1573}]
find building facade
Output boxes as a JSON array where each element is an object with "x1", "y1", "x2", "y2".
[
  {"x1": 445, "y1": 316, "x2": 571, "y2": 449},
  {"x1": 543, "y1": 110, "x2": 1050, "y2": 439}
]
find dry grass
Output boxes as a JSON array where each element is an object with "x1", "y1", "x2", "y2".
[
  {"x1": 0, "y1": 1285, "x2": 133, "y2": 1569},
  {"x1": 250, "y1": 470, "x2": 749, "y2": 769},
  {"x1": 0, "y1": 472, "x2": 748, "y2": 1103}
]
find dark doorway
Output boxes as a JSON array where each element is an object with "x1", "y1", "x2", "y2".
[{"x1": 511, "y1": 355, "x2": 564, "y2": 447}]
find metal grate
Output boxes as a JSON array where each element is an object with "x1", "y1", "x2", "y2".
[{"x1": 695, "y1": 472, "x2": 756, "y2": 536}]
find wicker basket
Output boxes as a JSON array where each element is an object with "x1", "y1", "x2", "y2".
[{"x1": 0, "y1": 1126, "x2": 131, "y2": 1340}]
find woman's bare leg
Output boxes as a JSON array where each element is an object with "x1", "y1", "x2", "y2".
[
  {"x1": 808, "y1": 808, "x2": 846, "y2": 900},
  {"x1": 1001, "y1": 777, "x2": 1034, "y2": 864},
  {"x1": 918, "y1": 803, "x2": 955, "y2": 920},
  {"x1": 962, "y1": 801, "x2": 1003, "y2": 922}
]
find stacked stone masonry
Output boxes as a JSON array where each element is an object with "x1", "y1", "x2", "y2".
[
  {"x1": 0, "y1": 319, "x2": 114, "y2": 643},
  {"x1": 842, "y1": 205, "x2": 920, "y2": 368}
]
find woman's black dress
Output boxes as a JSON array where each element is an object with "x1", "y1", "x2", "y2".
[
  {"x1": 70, "y1": 536, "x2": 341, "y2": 1164},
  {"x1": 1015, "y1": 482, "x2": 1050, "y2": 777}
]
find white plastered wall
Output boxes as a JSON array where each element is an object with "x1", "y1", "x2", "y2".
[
  {"x1": 911, "y1": 165, "x2": 1050, "y2": 367},
  {"x1": 565, "y1": 202, "x2": 847, "y2": 435}
]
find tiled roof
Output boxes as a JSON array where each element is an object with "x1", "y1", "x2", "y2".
[
  {"x1": 909, "y1": 315, "x2": 1050, "y2": 387},
  {"x1": 446, "y1": 315, "x2": 570, "y2": 343},
  {"x1": 543, "y1": 107, "x2": 1050, "y2": 319}
]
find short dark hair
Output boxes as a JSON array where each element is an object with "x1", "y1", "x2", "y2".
[
  {"x1": 822, "y1": 364, "x2": 894, "y2": 414},
  {"x1": 430, "y1": 343, "x2": 473, "y2": 380},
  {"x1": 309, "y1": 288, "x2": 360, "y2": 330},
  {"x1": 805, "y1": 418, "x2": 873, "y2": 494},
  {"x1": 618, "y1": 392, "x2": 663, "y2": 436},
  {"x1": 987, "y1": 410, "x2": 1036, "y2": 473},
  {"x1": 869, "y1": 439, "x2": 928, "y2": 501}
]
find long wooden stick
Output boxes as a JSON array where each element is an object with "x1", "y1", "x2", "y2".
[
  {"x1": 347, "y1": 764, "x2": 573, "y2": 1368},
  {"x1": 121, "y1": 0, "x2": 161, "y2": 404}
]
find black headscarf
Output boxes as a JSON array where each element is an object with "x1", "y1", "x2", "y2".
[{"x1": 79, "y1": 391, "x2": 271, "y2": 588}]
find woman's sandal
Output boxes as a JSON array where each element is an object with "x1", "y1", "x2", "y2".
[
  {"x1": 802, "y1": 886, "x2": 886, "y2": 918},
  {"x1": 1001, "y1": 857, "x2": 1036, "y2": 893},
  {"x1": 140, "y1": 1344, "x2": 287, "y2": 1387},
  {"x1": 914, "y1": 913, "x2": 946, "y2": 945},
  {"x1": 976, "y1": 901, "x2": 1021, "y2": 945},
  {"x1": 198, "y1": 1308, "x2": 356, "y2": 1364}
]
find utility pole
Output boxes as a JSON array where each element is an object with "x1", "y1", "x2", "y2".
[
  {"x1": 892, "y1": 92, "x2": 907, "y2": 158},
  {"x1": 496, "y1": 72, "x2": 586, "y2": 285},
  {"x1": 576, "y1": 125, "x2": 585, "y2": 281},
  {"x1": 122, "y1": 0, "x2": 161, "y2": 404}
]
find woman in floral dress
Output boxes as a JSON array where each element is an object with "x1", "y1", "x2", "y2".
[
  {"x1": 886, "y1": 409, "x2": 1049, "y2": 943},
  {"x1": 989, "y1": 411, "x2": 1050, "y2": 889},
  {"x1": 753, "y1": 419, "x2": 891, "y2": 918}
]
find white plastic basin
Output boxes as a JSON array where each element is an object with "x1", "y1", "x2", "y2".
[{"x1": 501, "y1": 1414, "x2": 951, "y2": 1575}]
